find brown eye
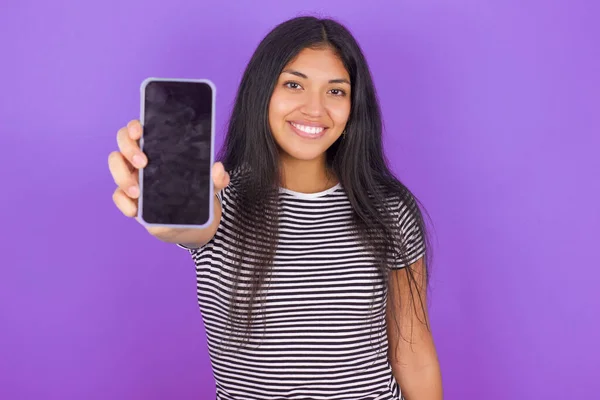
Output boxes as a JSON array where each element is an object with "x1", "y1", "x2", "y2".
[
  {"x1": 329, "y1": 88, "x2": 346, "y2": 96},
  {"x1": 284, "y1": 82, "x2": 302, "y2": 90}
]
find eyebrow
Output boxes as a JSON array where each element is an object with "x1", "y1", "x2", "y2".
[{"x1": 282, "y1": 69, "x2": 351, "y2": 85}]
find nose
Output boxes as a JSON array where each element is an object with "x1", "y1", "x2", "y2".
[{"x1": 300, "y1": 91, "x2": 325, "y2": 117}]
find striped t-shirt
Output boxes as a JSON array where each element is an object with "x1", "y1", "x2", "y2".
[{"x1": 179, "y1": 179, "x2": 426, "y2": 400}]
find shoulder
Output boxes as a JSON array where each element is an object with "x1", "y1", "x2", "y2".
[
  {"x1": 375, "y1": 183, "x2": 419, "y2": 216},
  {"x1": 383, "y1": 187, "x2": 427, "y2": 268},
  {"x1": 378, "y1": 185, "x2": 423, "y2": 240}
]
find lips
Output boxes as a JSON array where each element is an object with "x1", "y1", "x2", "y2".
[
  {"x1": 288, "y1": 121, "x2": 328, "y2": 139},
  {"x1": 290, "y1": 122, "x2": 325, "y2": 134}
]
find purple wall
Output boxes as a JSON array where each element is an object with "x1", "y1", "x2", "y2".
[{"x1": 1, "y1": 1, "x2": 599, "y2": 399}]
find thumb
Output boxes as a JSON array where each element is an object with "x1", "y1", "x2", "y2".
[{"x1": 212, "y1": 162, "x2": 230, "y2": 192}]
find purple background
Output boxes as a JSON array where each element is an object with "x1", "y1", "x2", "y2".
[{"x1": 1, "y1": 0, "x2": 599, "y2": 399}]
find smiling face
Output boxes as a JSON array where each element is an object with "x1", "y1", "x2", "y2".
[{"x1": 268, "y1": 46, "x2": 352, "y2": 165}]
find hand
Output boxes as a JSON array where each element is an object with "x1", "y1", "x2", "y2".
[{"x1": 108, "y1": 119, "x2": 230, "y2": 237}]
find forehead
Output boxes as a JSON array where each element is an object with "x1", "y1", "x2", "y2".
[{"x1": 284, "y1": 47, "x2": 349, "y2": 79}]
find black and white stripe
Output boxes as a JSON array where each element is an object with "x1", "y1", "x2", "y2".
[{"x1": 179, "y1": 180, "x2": 425, "y2": 400}]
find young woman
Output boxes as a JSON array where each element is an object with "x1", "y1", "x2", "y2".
[{"x1": 109, "y1": 16, "x2": 442, "y2": 400}]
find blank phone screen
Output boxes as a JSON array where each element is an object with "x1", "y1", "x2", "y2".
[{"x1": 139, "y1": 79, "x2": 214, "y2": 227}]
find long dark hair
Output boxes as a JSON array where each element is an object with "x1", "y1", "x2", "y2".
[{"x1": 218, "y1": 16, "x2": 433, "y2": 353}]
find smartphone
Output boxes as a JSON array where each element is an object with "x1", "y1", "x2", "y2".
[{"x1": 137, "y1": 77, "x2": 216, "y2": 229}]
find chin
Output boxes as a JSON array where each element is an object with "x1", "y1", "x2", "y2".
[{"x1": 281, "y1": 147, "x2": 328, "y2": 162}]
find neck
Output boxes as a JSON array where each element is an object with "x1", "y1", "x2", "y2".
[{"x1": 279, "y1": 155, "x2": 337, "y2": 194}]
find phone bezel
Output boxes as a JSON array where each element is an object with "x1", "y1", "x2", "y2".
[{"x1": 137, "y1": 77, "x2": 217, "y2": 230}]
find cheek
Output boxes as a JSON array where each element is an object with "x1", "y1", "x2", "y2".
[
  {"x1": 269, "y1": 91, "x2": 296, "y2": 124},
  {"x1": 330, "y1": 102, "x2": 351, "y2": 127}
]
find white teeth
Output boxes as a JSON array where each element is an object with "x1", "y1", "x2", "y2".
[{"x1": 291, "y1": 122, "x2": 324, "y2": 135}]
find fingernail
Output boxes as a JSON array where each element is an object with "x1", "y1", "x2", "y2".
[
  {"x1": 133, "y1": 154, "x2": 144, "y2": 167},
  {"x1": 128, "y1": 186, "x2": 139, "y2": 197}
]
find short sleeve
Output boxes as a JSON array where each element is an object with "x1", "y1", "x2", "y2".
[
  {"x1": 393, "y1": 195, "x2": 426, "y2": 269},
  {"x1": 176, "y1": 189, "x2": 224, "y2": 251}
]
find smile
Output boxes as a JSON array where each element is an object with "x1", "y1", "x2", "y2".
[{"x1": 289, "y1": 121, "x2": 328, "y2": 139}]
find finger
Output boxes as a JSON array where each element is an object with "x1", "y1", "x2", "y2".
[
  {"x1": 117, "y1": 126, "x2": 147, "y2": 169},
  {"x1": 212, "y1": 162, "x2": 230, "y2": 191},
  {"x1": 218, "y1": 171, "x2": 231, "y2": 192},
  {"x1": 146, "y1": 226, "x2": 176, "y2": 237},
  {"x1": 108, "y1": 151, "x2": 140, "y2": 198},
  {"x1": 112, "y1": 187, "x2": 138, "y2": 217},
  {"x1": 126, "y1": 120, "x2": 143, "y2": 141}
]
